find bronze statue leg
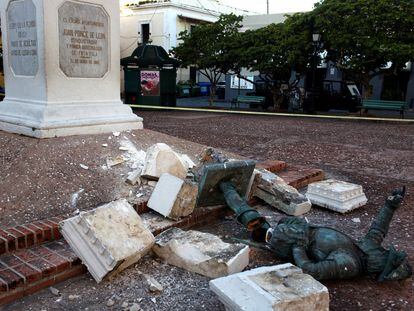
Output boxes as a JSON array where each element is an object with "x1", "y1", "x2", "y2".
[
  {"x1": 362, "y1": 204, "x2": 395, "y2": 246},
  {"x1": 359, "y1": 187, "x2": 404, "y2": 248}
]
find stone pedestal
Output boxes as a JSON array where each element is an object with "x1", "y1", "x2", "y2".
[
  {"x1": 306, "y1": 179, "x2": 368, "y2": 213},
  {"x1": 0, "y1": 0, "x2": 142, "y2": 138}
]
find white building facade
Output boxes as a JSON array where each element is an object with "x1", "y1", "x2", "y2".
[{"x1": 119, "y1": 0, "x2": 251, "y2": 85}]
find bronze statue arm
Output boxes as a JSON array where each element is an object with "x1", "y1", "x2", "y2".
[{"x1": 292, "y1": 246, "x2": 362, "y2": 280}]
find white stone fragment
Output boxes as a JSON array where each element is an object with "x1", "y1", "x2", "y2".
[
  {"x1": 210, "y1": 263, "x2": 329, "y2": 311},
  {"x1": 147, "y1": 173, "x2": 197, "y2": 220},
  {"x1": 106, "y1": 156, "x2": 126, "y2": 168},
  {"x1": 306, "y1": 179, "x2": 368, "y2": 213},
  {"x1": 152, "y1": 228, "x2": 249, "y2": 279},
  {"x1": 181, "y1": 154, "x2": 196, "y2": 169},
  {"x1": 148, "y1": 181, "x2": 157, "y2": 187},
  {"x1": 119, "y1": 138, "x2": 147, "y2": 169},
  {"x1": 49, "y1": 287, "x2": 60, "y2": 296},
  {"x1": 68, "y1": 294, "x2": 80, "y2": 301},
  {"x1": 59, "y1": 199, "x2": 155, "y2": 283},
  {"x1": 106, "y1": 299, "x2": 115, "y2": 307},
  {"x1": 143, "y1": 274, "x2": 163, "y2": 292},
  {"x1": 70, "y1": 188, "x2": 84, "y2": 210},
  {"x1": 126, "y1": 168, "x2": 142, "y2": 185},
  {"x1": 251, "y1": 169, "x2": 312, "y2": 216},
  {"x1": 141, "y1": 143, "x2": 188, "y2": 180},
  {"x1": 79, "y1": 164, "x2": 89, "y2": 170}
]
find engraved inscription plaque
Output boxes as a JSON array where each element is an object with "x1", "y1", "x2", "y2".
[
  {"x1": 7, "y1": 0, "x2": 38, "y2": 76},
  {"x1": 58, "y1": 1, "x2": 109, "y2": 78}
]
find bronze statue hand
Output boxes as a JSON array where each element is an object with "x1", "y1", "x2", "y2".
[
  {"x1": 290, "y1": 228, "x2": 309, "y2": 248},
  {"x1": 392, "y1": 186, "x2": 406, "y2": 198},
  {"x1": 386, "y1": 186, "x2": 406, "y2": 210}
]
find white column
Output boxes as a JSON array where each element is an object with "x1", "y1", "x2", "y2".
[{"x1": 0, "y1": 0, "x2": 143, "y2": 138}]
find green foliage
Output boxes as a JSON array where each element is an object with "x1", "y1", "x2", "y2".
[
  {"x1": 232, "y1": 13, "x2": 314, "y2": 85},
  {"x1": 172, "y1": 14, "x2": 243, "y2": 84},
  {"x1": 313, "y1": 0, "x2": 414, "y2": 84},
  {"x1": 173, "y1": 1, "x2": 414, "y2": 101}
]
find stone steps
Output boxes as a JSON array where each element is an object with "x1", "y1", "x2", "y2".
[
  {"x1": 0, "y1": 205, "x2": 231, "y2": 306},
  {"x1": 0, "y1": 217, "x2": 65, "y2": 256},
  {"x1": 0, "y1": 240, "x2": 85, "y2": 305}
]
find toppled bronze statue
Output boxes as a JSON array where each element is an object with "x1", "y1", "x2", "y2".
[
  {"x1": 251, "y1": 187, "x2": 412, "y2": 281},
  {"x1": 195, "y1": 148, "x2": 412, "y2": 282},
  {"x1": 211, "y1": 178, "x2": 411, "y2": 281}
]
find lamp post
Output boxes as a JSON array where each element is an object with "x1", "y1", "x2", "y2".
[{"x1": 310, "y1": 33, "x2": 321, "y2": 114}]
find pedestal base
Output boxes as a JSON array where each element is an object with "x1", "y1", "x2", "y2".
[{"x1": 0, "y1": 98, "x2": 143, "y2": 138}]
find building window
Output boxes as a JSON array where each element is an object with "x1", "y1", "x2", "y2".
[{"x1": 141, "y1": 23, "x2": 150, "y2": 44}]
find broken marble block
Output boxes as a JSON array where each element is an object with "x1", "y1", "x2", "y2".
[
  {"x1": 210, "y1": 263, "x2": 329, "y2": 311},
  {"x1": 141, "y1": 143, "x2": 188, "y2": 180},
  {"x1": 147, "y1": 173, "x2": 198, "y2": 220},
  {"x1": 59, "y1": 199, "x2": 155, "y2": 283},
  {"x1": 126, "y1": 168, "x2": 142, "y2": 185},
  {"x1": 250, "y1": 169, "x2": 311, "y2": 216},
  {"x1": 306, "y1": 179, "x2": 367, "y2": 213},
  {"x1": 152, "y1": 228, "x2": 249, "y2": 278}
]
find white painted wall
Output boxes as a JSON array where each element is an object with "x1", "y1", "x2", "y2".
[{"x1": 120, "y1": 4, "x2": 221, "y2": 87}]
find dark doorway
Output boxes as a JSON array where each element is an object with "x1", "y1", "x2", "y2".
[{"x1": 141, "y1": 24, "x2": 150, "y2": 44}]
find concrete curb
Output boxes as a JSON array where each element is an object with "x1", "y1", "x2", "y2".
[{"x1": 129, "y1": 105, "x2": 414, "y2": 123}]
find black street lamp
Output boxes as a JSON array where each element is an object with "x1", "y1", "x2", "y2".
[{"x1": 309, "y1": 33, "x2": 321, "y2": 114}]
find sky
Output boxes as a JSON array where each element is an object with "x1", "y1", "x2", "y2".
[{"x1": 220, "y1": 0, "x2": 318, "y2": 14}]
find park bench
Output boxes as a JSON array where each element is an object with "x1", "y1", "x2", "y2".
[
  {"x1": 360, "y1": 99, "x2": 408, "y2": 119},
  {"x1": 232, "y1": 95, "x2": 266, "y2": 109}
]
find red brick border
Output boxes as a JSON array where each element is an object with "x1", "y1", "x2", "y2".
[
  {"x1": 0, "y1": 217, "x2": 65, "y2": 257},
  {"x1": 0, "y1": 240, "x2": 83, "y2": 305},
  {"x1": 256, "y1": 160, "x2": 288, "y2": 173},
  {"x1": 278, "y1": 166, "x2": 325, "y2": 189}
]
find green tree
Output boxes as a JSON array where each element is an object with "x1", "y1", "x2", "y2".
[
  {"x1": 313, "y1": 0, "x2": 414, "y2": 97},
  {"x1": 172, "y1": 14, "x2": 243, "y2": 106},
  {"x1": 230, "y1": 13, "x2": 315, "y2": 108}
]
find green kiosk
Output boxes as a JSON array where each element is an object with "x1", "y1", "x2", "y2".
[{"x1": 121, "y1": 44, "x2": 180, "y2": 106}]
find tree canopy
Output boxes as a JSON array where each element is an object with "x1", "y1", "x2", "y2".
[
  {"x1": 313, "y1": 0, "x2": 414, "y2": 92},
  {"x1": 172, "y1": 0, "x2": 414, "y2": 102},
  {"x1": 231, "y1": 13, "x2": 315, "y2": 85},
  {"x1": 172, "y1": 14, "x2": 243, "y2": 105}
]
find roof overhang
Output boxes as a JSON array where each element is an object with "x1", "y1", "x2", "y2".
[{"x1": 177, "y1": 14, "x2": 214, "y2": 24}]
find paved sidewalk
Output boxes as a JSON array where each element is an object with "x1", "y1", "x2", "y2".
[{"x1": 177, "y1": 96, "x2": 414, "y2": 119}]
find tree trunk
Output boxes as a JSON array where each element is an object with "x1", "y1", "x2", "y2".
[
  {"x1": 361, "y1": 74, "x2": 373, "y2": 99},
  {"x1": 209, "y1": 84, "x2": 216, "y2": 107},
  {"x1": 271, "y1": 84, "x2": 282, "y2": 110}
]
